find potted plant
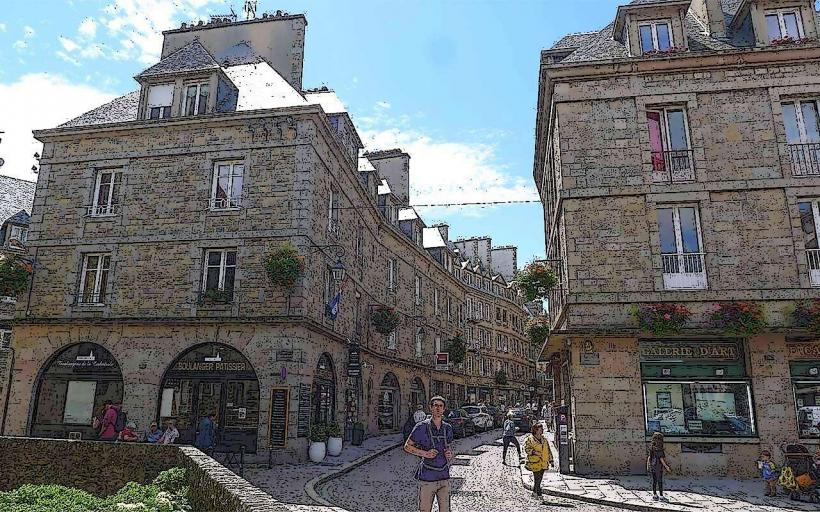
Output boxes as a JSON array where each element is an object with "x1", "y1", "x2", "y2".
[
  {"x1": 631, "y1": 303, "x2": 691, "y2": 336},
  {"x1": 371, "y1": 306, "x2": 400, "y2": 335},
  {"x1": 792, "y1": 299, "x2": 820, "y2": 334},
  {"x1": 513, "y1": 262, "x2": 558, "y2": 302},
  {"x1": 0, "y1": 255, "x2": 33, "y2": 298},
  {"x1": 264, "y1": 242, "x2": 305, "y2": 289},
  {"x1": 308, "y1": 424, "x2": 327, "y2": 463},
  {"x1": 445, "y1": 335, "x2": 466, "y2": 365},
  {"x1": 326, "y1": 423, "x2": 343, "y2": 456},
  {"x1": 525, "y1": 317, "x2": 551, "y2": 346},
  {"x1": 710, "y1": 301, "x2": 765, "y2": 337},
  {"x1": 495, "y1": 370, "x2": 508, "y2": 386}
]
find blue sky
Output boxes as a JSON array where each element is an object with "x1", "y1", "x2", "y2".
[{"x1": 0, "y1": 0, "x2": 626, "y2": 265}]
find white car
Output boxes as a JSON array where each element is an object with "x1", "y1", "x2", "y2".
[{"x1": 462, "y1": 405, "x2": 494, "y2": 432}]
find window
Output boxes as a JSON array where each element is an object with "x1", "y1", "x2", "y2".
[
  {"x1": 183, "y1": 83, "x2": 209, "y2": 116},
  {"x1": 90, "y1": 170, "x2": 122, "y2": 216},
  {"x1": 783, "y1": 100, "x2": 820, "y2": 176},
  {"x1": 415, "y1": 328, "x2": 423, "y2": 358},
  {"x1": 63, "y1": 381, "x2": 97, "y2": 424},
  {"x1": 414, "y1": 275, "x2": 422, "y2": 306},
  {"x1": 355, "y1": 225, "x2": 364, "y2": 260},
  {"x1": 644, "y1": 382, "x2": 755, "y2": 436},
  {"x1": 210, "y1": 162, "x2": 244, "y2": 210},
  {"x1": 9, "y1": 225, "x2": 28, "y2": 243},
  {"x1": 791, "y1": 361, "x2": 820, "y2": 438},
  {"x1": 799, "y1": 201, "x2": 820, "y2": 286},
  {"x1": 328, "y1": 186, "x2": 340, "y2": 235},
  {"x1": 435, "y1": 288, "x2": 440, "y2": 315},
  {"x1": 146, "y1": 84, "x2": 173, "y2": 120},
  {"x1": 766, "y1": 10, "x2": 803, "y2": 42},
  {"x1": 0, "y1": 329, "x2": 10, "y2": 348},
  {"x1": 447, "y1": 296, "x2": 453, "y2": 320},
  {"x1": 387, "y1": 258, "x2": 397, "y2": 291},
  {"x1": 79, "y1": 253, "x2": 111, "y2": 304},
  {"x1": 647, "y1": 108, "x2": 693, "y2": 182},
  {"x1": 638, "y1": 21, "x2": 673, "y2": 54},
  {"x1": 202, "y1": 249, "x2": 236, "y2": 303},
  {"x1": 658, "y1": 206, "x2": 706, "y2": 289},
  {"x1": 387, "y1": 330, "x2": 397, "y2": 350}
]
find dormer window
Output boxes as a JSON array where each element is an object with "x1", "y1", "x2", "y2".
[
  {"x1": 147, "y1": 84, "x2": 173, "y2": 120},
  {"x1": 765, "y1": 10, "x2": 803, "y2": 43},
  {"x1": 9, "y1": 225, "x2": 27, "y2": 243},
  {"x1": 183, "y1": 83, "x2": 210, "y2": 116},
  {"x1": 639, "y1": 21, "x2": 673, "y2": 54}
]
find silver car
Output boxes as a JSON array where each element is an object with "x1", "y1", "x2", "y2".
[{"x1": 462, "y1": 405, "x2": 494, "y2": 432}]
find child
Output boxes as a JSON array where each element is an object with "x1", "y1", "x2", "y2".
[
  {"x1": 759, "y1": 450, "x2": 779, "y2": 497},
  {"x1": 647, "y1": 432, "x2": 672, "y2": 501}
]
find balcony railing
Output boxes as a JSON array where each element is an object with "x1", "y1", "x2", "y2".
[
  {"x1": 197, "y1": 289, "x2": 234, "y2": 305},
  {"x1": 807, "y1": 249, "x2": 820, "y2": 287},
  {"x1": 788, "y1": 143, "x2": 820, "y2": 177},
  {"x1": 651, "y1": 150, "x2": 695, "y2": 183},
  {"x1": 76, "y1": 291, "x2": 108, "y2": 306},
  {"x1": 209, "y1": 196, "x2": 242, "y2": 210},
  {"x1": 661, "y1": 252, "x2": 707, "y2": 290},
  {"x1": 86, "y1": 204, "x2": 120, "y2": 217}
]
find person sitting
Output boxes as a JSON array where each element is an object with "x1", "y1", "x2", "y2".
[
  {"x1": 118, "y1": 421, "x2": 140, "y2": 442},
  {"x1": 146, "y1": 421, "x2": 164, "y2": 444},
  {"x1": 159, "y1": 419, "x2": 179, "y2": 445}
]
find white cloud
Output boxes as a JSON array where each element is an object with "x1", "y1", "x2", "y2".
[
  {"x1": 12, "y1": 40, "x2": 27, "y2": 51},
  {"x1": 78, "y1": 17, "x2": 97, "y2": 39},
  {"x1": 0, "y1": 73, "x2": 115, "y2": 180},
  {"x1": 376, "y1": 100, "x2": 391, "y2": 109},
  {"x1": 80, "y1": 44, "x2": 105, "y2": 58},
  {"x1": 56, "y1": 51, "x2": 81, "y2": 66},
  {"x1": 0, "y1": 23, "x2": 6, "y2": 32},
  {"x1": 23, "y1": 26, "x2": 35, "y2": 38},
  {"x1": 358, "y1": 108, "x2": 537, "y2": 218},
  {"x1": 59, "y1": 36, "x2": 80, "y2": 52}
]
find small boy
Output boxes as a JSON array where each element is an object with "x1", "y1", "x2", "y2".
[{"x1": 758, "y1": 450, "x2": 779, "y2": 497}]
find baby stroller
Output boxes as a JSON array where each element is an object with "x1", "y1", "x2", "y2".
[{"x1": 779, "y1": 443, "x2": 820, "y2": 503}]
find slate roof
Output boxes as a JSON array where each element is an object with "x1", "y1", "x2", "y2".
[
  {"x1": 551, "y1": 31, "x2": 598, "y2": 49},
  {"x1": 60, "y1": 91, "x2": 140, "y2": 128},
  {"x1": 136, "y1": 40, "x2": 219, "y2": 78},
  {"x1": 0, "y1": 175, "x2": 35, "y2": 225},
  {"x1": 422, "y1": 227, "x2": 447, "y2": 249}
]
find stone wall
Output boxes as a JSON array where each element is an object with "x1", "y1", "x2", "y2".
[{"x1": 0, "y1": 437, "x2": 299, "y2": 512}]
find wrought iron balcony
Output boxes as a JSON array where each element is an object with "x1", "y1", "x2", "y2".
[
  {"x1": 76, "y1": 291, "x2": 109, "y2": 306},
  {"x1": 661, "y1": 252, "x2": 707, "y2": 290},
  {"x1": 208, "y1": 196, "x2": 242, "y2": 210},
  {"x1": 807, "y1": 249, "x2": 820, "y2": 287},
  {"x1": 788, "y1": 143, "x2": 820, "y2": 177},
  {"x1": 651, "y1": 149, "x2": 695, "y2": 183},
  {"x1": 86, "y1": 204, "x2": 120, "y2": 217},
  {"x1": 197, "y1": 288, "x2": 234, "y2": 305}
]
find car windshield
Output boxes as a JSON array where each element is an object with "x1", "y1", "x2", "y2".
[
  {"x1": 462, "y1": 406, "x2": 480, "y2": 414},
  {"x1": 509, "y1": 409, "x2": 525, "y2": 416},
  {"x1": 446, "y1": 411, "x2": 460, "y2": 418}
]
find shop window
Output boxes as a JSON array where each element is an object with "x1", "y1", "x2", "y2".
[
  {"x1": 791, "y1": 361, "x2": 820, "y2": 438},
  {"x1": 62, "y1": 381, "x2": 97, "y2": 424}
]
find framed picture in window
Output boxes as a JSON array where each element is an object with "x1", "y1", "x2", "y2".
[{"x1": 656, "y1": 391, "x2": 672, "y2": 409}]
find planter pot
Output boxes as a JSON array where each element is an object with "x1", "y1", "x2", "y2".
[
  {"x1": 309, "y1": 441, "x2": 326, "y2": 463},
  {"x1": 327, "y1": 436, "x2": 343, "y2": 456}
]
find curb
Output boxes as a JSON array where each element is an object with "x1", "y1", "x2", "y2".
[{"x1": 304, "y1": 438, "x2": 405, "y2": 510}]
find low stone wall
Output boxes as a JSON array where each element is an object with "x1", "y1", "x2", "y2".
[{"x1": 0, "y1": 437, "x2": 294, "y2": 511}]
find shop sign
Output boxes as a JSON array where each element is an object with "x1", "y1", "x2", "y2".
[
  {"x1": 640, "y1": 342, "x2": 740, "y2": 362},
  {"x1": 787, "y1": 342, "x2": 820, "y2": 359},
  {"x1": 435, "y1": 353, "x2": 449, "y2": 371},
  {"x1": 347, "y1": 346, "x2": 361, "y2": 377},
  {"x1": 173, "y1": 361, "x2": 247, "y2": 372},
  {"x1": 580, "y1": 353, "x2": 600, "y2": 366},
  {"x1": 57, "y1": 350, "x2": 115, "y2": 369}
]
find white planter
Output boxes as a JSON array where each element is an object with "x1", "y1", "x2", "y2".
[
  {"x1": 327, "y1": 436, "x2": 343, "y2": 456},
  {"x1": 309, "y1": 441, "x2": 326, "y2": 463}
]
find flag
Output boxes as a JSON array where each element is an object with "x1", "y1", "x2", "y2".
[{"x1": 328, "y1": 291, "x2": 342, "y2": 321}]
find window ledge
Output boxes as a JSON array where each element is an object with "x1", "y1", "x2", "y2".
[
  {"x1": 207, "y1": 208, "x2": 242, "y2": 215},
  {"x1": 86, "y1": 214, "x2": 119, "y2": 221},
  {"x1": 647, "y1": 436, "x2": 759, "y2": 444}
]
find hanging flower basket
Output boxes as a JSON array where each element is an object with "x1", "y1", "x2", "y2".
[
  {"x1": 445, "y1": 335, "x2": 466, "y2": 365},
  {"x1": 792, "y1": 299, "x2": 820, "y2": 335},
  {"x1": 495, "y1": 370, "x2": 508, "y2": 386},
  {"x1": 264, "y1": 243, "x2": 305, "y2": 289},
  {"x1": 710, "y1": 301, "x2": 765, "y2": 337},
  {"x1": 525, "y1": 317, "x2": 551, "y2": 345},
  {"x1": 0, "y1": 255, "x2": 33, "y2": 297},
  {"x1": 631, "y1": 303, "x2": 691, "y2": 336},
  {"x1": 514, "y1": 262, "x2": 558, "y2": 302},
  {"x1": 371, "y1": 306, "x2": 400, "y2": 335}
]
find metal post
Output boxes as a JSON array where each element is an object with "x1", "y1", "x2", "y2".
[{"x1": 239, "y1": 445, "x2": 245, "y2": 477}]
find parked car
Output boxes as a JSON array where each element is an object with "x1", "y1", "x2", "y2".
[
  {"x1": 446, "y1": 409, "x2": 476, "y2": 438},
  {"x1": 507, "y1": 408, "x2": 532, "y2": 432},
  {"x1": 485, "y1": 405, "x2": 504, "y2": 428},
  {"x1": 462, "y1": 405, "x2": 494, "y2": 432}
]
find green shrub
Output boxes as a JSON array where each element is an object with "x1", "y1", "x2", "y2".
[
  {"x1": 326, "y1": 423, "x2": 342, "y2": 438},
  {"x1": 0, "y1": 484, "x2": 102, "y2": 512},
  {"x1": 152, "y1": 468, "x2": 187, "y2": 495}
]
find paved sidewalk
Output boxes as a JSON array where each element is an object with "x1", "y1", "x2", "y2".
[
  {"x1": 245, "y1": 433, "x2": 404, "y2": 507},
  {"x1": 519, "y1": 430, "x2": 820, "y2": 512}
]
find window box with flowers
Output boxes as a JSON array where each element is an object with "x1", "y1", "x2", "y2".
[
  {"x1": 772, "y1": 36, "x2": 816, "y2": 46},
  {"x1": 643, "y1": 46, "x2": 686, "y2": 56},
  {"x1": 371, "y1": 306, "x2": 400, "y2": 335},
  {"x1": 514, "y1": 262, "x2": 558, "y2": 302},
  {"x1": 0, "y1": 255, "x2": 33, "y2": 299},
  {"x1": 631, "y1": 303, "x2": 691, "y2": 335},
  {"x1": 791, "y1": 299, "x2": 820, "y2": 334},
  {"x1": 264, "y1": 243, "x2": 305, "y2": 289},
  {"x1": 525, "y1": 317, "x2": 551, "y2": 346},
  {"x1": 710, "y1": 302, "x2": 765, "y2": 337}
]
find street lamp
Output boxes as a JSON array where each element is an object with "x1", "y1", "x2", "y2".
[{"x1": 331, "y1": 258, "x2": 346, "y2": 283}]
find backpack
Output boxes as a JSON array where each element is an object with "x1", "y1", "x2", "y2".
[{"x1": 114, "y1": 409, "x2": 127, "y2": 433}]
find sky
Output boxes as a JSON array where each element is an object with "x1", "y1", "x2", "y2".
[{"x1": 0, "y1": 0, "x2": 626, "y2": 265}]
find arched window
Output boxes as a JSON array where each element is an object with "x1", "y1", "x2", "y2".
[{"x1": 313, "y1": 353, "x2": 336, "y2": 426}]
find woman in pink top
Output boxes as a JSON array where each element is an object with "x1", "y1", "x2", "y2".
[{"x1": 98, "y1": 402, "x2": 119, "y2": 441}]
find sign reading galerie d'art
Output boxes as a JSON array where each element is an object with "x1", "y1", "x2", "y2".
[{"x1": 640, "y1": 341, "x2": 741, "y2": 361}]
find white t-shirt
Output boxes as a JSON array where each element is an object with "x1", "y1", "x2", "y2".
[
  {"x1": 413, "y1": 410, "x2": 427, "y2": 423},
  {"x1": 160, "y1": 426, "x2": 179, "y2": 445}
]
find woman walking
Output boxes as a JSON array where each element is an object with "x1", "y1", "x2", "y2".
[
  {"x1": 647, "y1": 432, "x2": 672, "y2": 501},
  {"x1": 524, "y1": 423, "x2": 553, "y2": 498},
  {"x1": 501, "y1": 412, "x2": 522, "y2": 465}
]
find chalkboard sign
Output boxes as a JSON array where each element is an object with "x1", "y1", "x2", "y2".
[
  {"x1": 269, "y1": 387, "x2": 289, "y2": 449},
  {"x1": 297, "y1": 383, "x2": 311, "y2": 437}
]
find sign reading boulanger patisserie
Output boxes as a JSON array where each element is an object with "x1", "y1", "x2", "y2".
[
  {"x1": 640, "y1": 342, "x2": 741, "y2": 361},
  {"x1": 786, "y1": 342, "x2": 820, "y2": 359}
]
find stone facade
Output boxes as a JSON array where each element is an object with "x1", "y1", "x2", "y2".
[{"x1": 535, "y1": 0, "x2": 820, "y2": 476}]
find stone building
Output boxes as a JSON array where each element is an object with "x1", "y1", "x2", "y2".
[
  {"x1": 535, "y1": 0, "x2": 820, "y2": 476},
  {"x1": 2, "y1": 11, "x2": 533, "y2": 460}
]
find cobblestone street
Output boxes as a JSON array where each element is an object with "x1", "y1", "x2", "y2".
[{"x1": 319, "y1": 429, "x2": 627, "y2": 511}]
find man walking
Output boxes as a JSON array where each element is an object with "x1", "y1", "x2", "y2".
[
  {"x1": 404, "y1": 396, "x2": 455, "y2": 512},
  {"x1": 502, "y1": 412, "x2": 522, "y2": 465},
  {"x1": 413, "y1": 404, "x2": 427, "y2": 424}
]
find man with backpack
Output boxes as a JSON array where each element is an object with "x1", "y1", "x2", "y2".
[
  {"x1": 404, "y1": 396, "x2": 454, "y2": 512},
  {"x1": 98, "y1": 402, "x2": 121, "y2": 441}
]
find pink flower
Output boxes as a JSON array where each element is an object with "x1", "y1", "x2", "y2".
[{"x1": 663, "y1": 314, "x2": 671, "y2": 320}]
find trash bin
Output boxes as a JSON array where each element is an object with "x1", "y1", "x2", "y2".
[{"x1": 351, "y1": 422, "x2": 365, "y2": 446}]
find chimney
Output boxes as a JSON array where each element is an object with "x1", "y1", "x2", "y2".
[
  {"x1": 365, "y1": 149, "x2": 411, "y2": 205},
  {"x1": 433, "y1": 223, "x2": 449, "y2": 243},
  {"x1": 690, "y1": 0, "x2": 726, "y2": 38}
]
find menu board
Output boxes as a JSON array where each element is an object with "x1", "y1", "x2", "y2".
[
  {"x1": 297, "y1": 383, "x2": 311, "y2": 437},
  {"x1": 269, "y1": 387, "x2": 289, "y2": 449}
]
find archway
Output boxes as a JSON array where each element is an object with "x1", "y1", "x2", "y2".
[
  {"x1": 410, "y1": 377, "x2": 426, "y2": 415},
  {"x1": 378, "y1": 372, "x2": 401, "y2": 431},
  {"x1": 31, "y1": 343, "x2": 123, "y2": 440},
  {"x1": 312, "y1": 353, "x2": 336, "y2": 426},
  {"x1": 158, "y1": 343, "x2": 259, "y2": 452}
]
